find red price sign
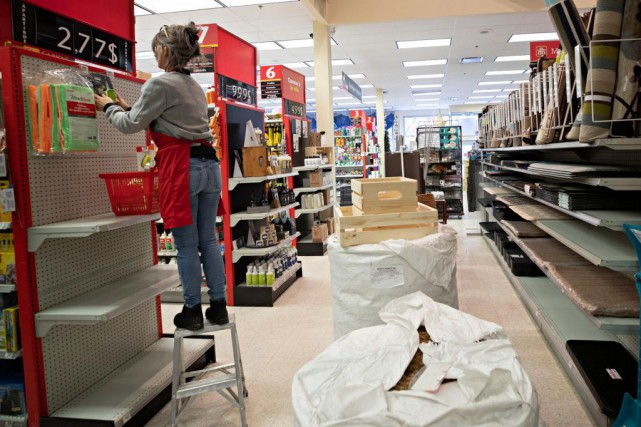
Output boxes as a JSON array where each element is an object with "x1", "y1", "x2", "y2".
[{"x1": 530, "y1": 41, "x2": 560, "y2": 61}]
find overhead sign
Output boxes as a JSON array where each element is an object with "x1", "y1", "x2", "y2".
[
  {"x1": 260, "y1": 65, "x2": 282, "y2": 99},
  {"x1": 530, "y1": 41, "x2": 560, "y2": 61},
  {"x1": 11, "y1": 0, "x2": 133, "y2": 72},
  {"x1": 281, "y1": 67, "x2": 305, "y2": 104},
  {"x1": 341, "y1": 72, "x2": 362, "y2": 102},
  {"x1": 187, "y1": 53, "x2": 214, "y2": 73}
]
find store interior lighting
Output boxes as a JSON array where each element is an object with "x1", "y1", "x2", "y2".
[
  {"x1": 252, "y1": 41, "x2": 283, "y2": 51},
  {"x1": 495, "y1": 54, "x2": 531, "y2": 62},
  {"x1": 402, "y1": 59, "x2": 447, "y2": 67},
  {"x1": 407, "y1": 74, "x2": 445, "y2": 80},
  {"x1": 485, "y1": 70, "x2": 527, "y2": 75},
  {"x1": 508, "y1": 32, "x2": 559, "y2": 42},
  {"x1": 396, "y1": 38, "x2": 451, "y2": 49}
]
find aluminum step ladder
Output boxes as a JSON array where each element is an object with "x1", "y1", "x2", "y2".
[{"x1": 170, "y1": 314, "x2": 247, "y2": 426}]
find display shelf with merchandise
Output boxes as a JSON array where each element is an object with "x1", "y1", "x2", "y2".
[
  {"x1": 230, "y1": 202, "x2": 299, "y2": 226},
  {"x1": 295, "y1": 203, "x2": 334, "y2": 218},
  {"x1": 294, "y1": 183, "x2": 333, "y2": 196},
  {"x1": 293, "y1": 164, "x2": 334, "y2": 172},
  {"x1": 480, "y1": 138, "x2": 641, "y2": 152},
  {"x1": 228, "y1": 171, "x2": 298, "y2": 191},
  {"x1": 233, "y1": 261, "x2": 302, "y2": 307},
  {"x1": 232, "y1": 232, "x2": 300, "y2": 263}
]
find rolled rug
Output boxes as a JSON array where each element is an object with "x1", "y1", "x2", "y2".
[
  {"x1": 579, "y1": 0, "x2": 625, "y2": 143},
  {"x1": 610, "y1": 0, "x2": 641, "y2": 137}
]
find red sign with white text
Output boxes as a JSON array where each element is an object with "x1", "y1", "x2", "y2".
[
  {"x1": 281, "y1": 67, "x2": 305, "y2": 104},
  {"x1": 366, "y1": 116, "x2": 375, "y2": 132},
  {"x1": 530, "y1": 41, "x2": 560, "y2": 61},
  {"x1": 260, "y1": 65, "x2": 282, "y2": 81}
]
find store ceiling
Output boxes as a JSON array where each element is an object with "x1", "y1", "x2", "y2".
[{"x1": 133, "y1": 0, "x2": 563, "y2": 114}]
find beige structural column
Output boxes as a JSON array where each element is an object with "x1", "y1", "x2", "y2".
[{"x1": 376, "y1": 88, "x2": 385, "y2": 177}]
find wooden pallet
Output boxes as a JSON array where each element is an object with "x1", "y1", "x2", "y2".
[{"x1": 335, "y1": 203, "x2": 438, "y2": 247}]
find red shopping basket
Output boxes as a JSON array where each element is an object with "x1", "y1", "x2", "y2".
[{"x1": 99, "y1": 171, "x2": 159, "y2": 216}]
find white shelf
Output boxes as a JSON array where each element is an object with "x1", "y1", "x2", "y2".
[
  {"x1": 228, "y1": 171, "x2": 298, "y2": 191},
  {"x1": 28, "y1": 213, "x2": 161, "y2": 252},
  {"x1": 265, "y1": 119, "x2": 283, "y2": 123},
  {"x1": 35, "y1": 264, "x2": 179, "y2": 337},
  {"x1": 336, "y1": 175, "x2": 363, "y2": 179},
  {"x1": 0, "y1": 284, "x2": 15, "y2": 293},
  {"x1": 295, "y1": 202, "x2": 335, "y2": 218},
  {"x1": 293, "y1": 164, "x2": 334, "y2": 172},
  {"x1": 482, "y1": 174, "x2": 641, "y2": 230},
  {"x1": 294, "y1": 183, "x2": 333, "y2": 196},
  {"x1": 481, "y1": 161, "x2": 641, "y2": 190},
  {"x1": 482, "y1": 138, "x2": 641, "y2": 152},
  {"x1": 230, "y1": 202, "x2": 299, "y2": 226},
  {"x1": 232, "y1": 232, "x2": 300, "y2": 263},
  {"x1": 533, "y1": 219, "x2": 637, "y2": 270},
  {"x1": 50, "y1": 338, "x2": 212, "y2": 425},
  {"x1": 157, "y1": 251, "x2": 177, "y2": 257},
  {"x1": 0, "y1": 349, "x2": 22, "y2": 359},
  {"x1": 0, "y1": 415, "x2": 26, "y2": 424},
  {"x1": 335, "y1": 164, "x2": 363, "y2": 168}
]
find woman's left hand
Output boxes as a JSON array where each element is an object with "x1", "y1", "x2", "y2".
[{"x1": 94, "y1": 94, "x2": 114, "y2": 112}]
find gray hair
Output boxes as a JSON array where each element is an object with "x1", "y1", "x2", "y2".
[{"x1": 151, "y1": 22, "x2": 201, "y2": 72}]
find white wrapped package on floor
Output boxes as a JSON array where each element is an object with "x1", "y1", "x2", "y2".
[
  {"x1": 328, "y1": 226, "x2": 458, "y2": 339},
  {"x1": 292, "y1": 292, "x2": 540, "y2": 427}
]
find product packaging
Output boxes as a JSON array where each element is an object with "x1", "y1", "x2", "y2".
[
  {"x1": 0, "y1": 233, "x2": 15, "y2": 285},
  {"x1": 3, "y1": 306, "x2": 19, "y2": 352},
  {"x1": 0, "y1": 374, "x2": 26, "y2": 416},
  {"x1": 24, "y1": 69, "x2": 100, "y2": 155}
]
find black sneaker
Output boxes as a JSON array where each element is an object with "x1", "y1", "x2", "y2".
[
  {"x1": 173, "y1": 304, "x2": 203, "y2": 330},
  {"x1": 205, "y1": 299, "x2": 229, "y2": 325}
]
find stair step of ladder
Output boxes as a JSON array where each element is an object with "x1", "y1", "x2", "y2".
[{"x1": 176, "y1": 374, "x2": 238, "y2": 399}]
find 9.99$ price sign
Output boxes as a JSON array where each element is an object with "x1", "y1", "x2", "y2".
[{"x1": 218, "y1": 75, "x2": 256, "y2": 106}]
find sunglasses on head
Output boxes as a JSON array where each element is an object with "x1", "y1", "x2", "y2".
[{"x1": 160, "y1": 25, "x2": 169, "y2": 38}]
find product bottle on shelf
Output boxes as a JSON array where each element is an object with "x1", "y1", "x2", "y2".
[{"x1": 160, "y1": 232, "x2": 167, "y2": 251}]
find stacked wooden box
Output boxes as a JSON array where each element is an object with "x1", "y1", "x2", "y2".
[{"x1": 335, "y1": 177, "x2": 438, "y2": 247}]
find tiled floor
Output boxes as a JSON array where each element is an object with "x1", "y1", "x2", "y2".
[{"x1": 146, "y1": 219, "x2": 596, "y2": 427}]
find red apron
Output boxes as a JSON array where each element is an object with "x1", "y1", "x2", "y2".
[{"x1": 150, "y1": 131, "x2": 195, "y2": 229}]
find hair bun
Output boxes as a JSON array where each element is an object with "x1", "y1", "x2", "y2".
[{"x1": 187, "y1": 29, "x2": 199, "y2": 45}]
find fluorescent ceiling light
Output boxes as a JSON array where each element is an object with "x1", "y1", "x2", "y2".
[
  {"x1": 336, "y1": 102, "x2": 361, "y2": 106},
  {"x1": 414, "y1": 92, "x2": 441, "y2": 97},
  {"x1": 362, "y1": 95, "x2": 377, "y2": 99},
  {"x1": 407, "y1": 73, "x2": 444, "y2": 80},
  {"x1": 252, "y1": 41, "x2": 282, "y2": 51},
  {"x1": 495, "y1": 95, "x2": 509, "y2": 98},
  {"x1": 410, "y1": 84, "x2": 442, "y2": 89},
  {"x1": 135, "y1": 0, "x2": 221, "y2": 13},
  {"x1": 469, "y1": 96, "x2": 494, "y2": 99},
  {"x1": 396, "y1": 38, "x2": 451, "y2": 49},
  {"x1": 305, "y1": 59, "x2": 354, "y2": 67},
  {"x1": 460, "y1": 56, "x2": 484, "y2": 64},
  {"x1": 332, "y1": 74, "x2": 366, "y2": 80},
  {"x1": 495, "y1": 55, "x2": 530, "y2": 62},
  {"x1": 403, "y1": 59, "x2": 447, "y2": 67},
  {"x1": 133, "y1": 4, "x2": 152, "y2": 15},
  {"x1": 278, "y1": 38, "x2": 337, "y2": 48},
  {"x1": 485, "y1": 70, "x2": 527, "y2": 75},
  {"x1": 512, "y1": 80, "x2": 529, "y2": 84},
  {"x1": 473, "y1": 89, "x2": 501, "y2": 93},
  {"x1": 334, "y1": 96, "x2": 353, "y2": 100},
  {"x1": 360, "y1": 84, "x2": 374, "y2": 88},
  {"x1": 509, "y1": 32, "x2": 558, "y2": 43},
  {"x1": 478, "y1": 81, "x2": 512, "y2": 85},
  {"x1": 305, "y1": 76, "x2": 315, "y2": 81},
  {"x1": 283, "y1": 62, "x2": 309, "y2": 68},
  {"x1": 136, "y1": 51, "x2": 155, "y2": 60},
  {"x1": 219, "y1": 0, "x2": 295, "y2": 6}
]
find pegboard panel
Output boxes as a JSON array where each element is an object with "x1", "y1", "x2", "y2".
[
  {"x1": 42, "y1": 299, "x2": 158, "y2": 413},
  {"x1": 35, "y1": 223, "x2": 153, "y2": 310},
  {"x1": 20, "y1": 55, "x2": 147, "y2": 225},
  {"x1": 616, "y1": 333, "x2": 639, "y2": 360}
]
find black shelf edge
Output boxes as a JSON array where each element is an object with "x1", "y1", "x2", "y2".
[{"x1": 233, "y1": 262, "x2": 303, "y2": 307}]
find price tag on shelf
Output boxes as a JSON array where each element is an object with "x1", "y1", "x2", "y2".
[
  {"x1": 284, "y1": 99, "x2": 305, "y2": 117},
  {"x1": 11, "y1": 1, "x2": 133, "y2": 72},
  {"x1": 1, "y1": 188, "x2": 15, "y2": 213},
  {"x1": 218, "y1": 75, "x2": 256, "y2": 105}
]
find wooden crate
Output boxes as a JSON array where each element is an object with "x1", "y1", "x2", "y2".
[
  {"x1": 335, "y1": 203, "x2": 438, "y2": 247},
  {"x1": 351, "y1": 177, "x2": 417, "y2": 214}
]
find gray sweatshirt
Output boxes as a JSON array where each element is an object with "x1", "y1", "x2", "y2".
[{"x1": 105, "y1": 72, "x2": 213, "y2": 142}]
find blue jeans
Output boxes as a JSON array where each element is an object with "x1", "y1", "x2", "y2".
[{"x1": 171, "y1": 158, "x2": 226, "y2": 307}]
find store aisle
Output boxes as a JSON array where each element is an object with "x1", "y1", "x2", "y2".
[{"x1": 147, "y1": 221, "x2": 595, "y2": 427}]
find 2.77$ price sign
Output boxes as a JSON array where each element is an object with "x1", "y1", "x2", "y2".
[{"x1": 11, "y1": 0, "x2": 133, "y2": 72}]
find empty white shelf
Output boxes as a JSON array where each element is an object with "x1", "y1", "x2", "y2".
[
  {"x1": 228, "y1": 171, "x2": 298, "y2": 190},
  {"x1": 534, "y1": 219, "x2": 637, "y2": 270},
  {"x1": 230, "y1": 203, "x2": 299, "y2": 226},
  {"x1": 295, "y1": 203, "x2": 334, "y2": 218},
  {"x1": 294, "y1": 183, "x2": 333, "y2": 196},
  {"x1": 232, "y1": 232, "x2": 300, "y2": 263},
  {"x1": 28, "y1": 213, "x2": 161, "y2": 252},
  {"x1": 293, "y1": 164, "x2": 333, "y2": 172},
  {"x1": 50, "y1": 338, "x2": 212, "y2": 425},
  {"x1": 35, "y1": 264, "x2": 179, "y2": 337}
]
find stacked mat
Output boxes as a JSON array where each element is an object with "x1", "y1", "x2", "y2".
[
  {"x1": 528, "y1": 162, "x2": 641, "y2": 178},
  {"x1": 547, "y1": 264, "x2": 639, "y2": 317},
  {"x1": 500, "y1": 220, "x2": 549, "y2": 238},
  {"x1": 517, "y1": 237, "x2": 591, "y2": 267}
]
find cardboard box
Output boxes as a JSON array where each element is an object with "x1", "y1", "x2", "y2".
[
  {"x1": 242, "y1": 146, "x2": 268, "y2": 177},
  {"x1": 309, "y1": 171, "x2": 323, "y2": 187},
  {"x1": 325, "y1": 218, "x2": 335, "y2": 235},
  {"x1": 312, "y1": 223, "x2": 328, "y2": 243},
  {"x1": 322, "y1": 189, "x2": 332, "y2": 206},
  {"x1": 308, "y1": 132, "x2": 322, "y2": 147}
]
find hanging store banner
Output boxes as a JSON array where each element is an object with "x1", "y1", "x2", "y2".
[
  {"x1": 341, "y1": 71, "x2": 362, "y2": 102},
  {"x1": 530, "y1": 40, "x2": 560, "y2": 61},
  {"x1": 10, "y1": 0, "x2": 133, "y2": 72}
]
